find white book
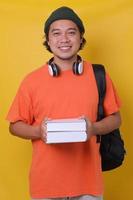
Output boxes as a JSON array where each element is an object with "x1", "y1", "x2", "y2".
[
  {"x1": 45, "y1": 118, "x2": 86, "y2": 132},
  {"x1": 46, "y1": 131, "x2": 87, "y2": 144}
]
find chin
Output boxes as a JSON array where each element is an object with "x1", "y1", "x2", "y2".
[{"x1": 56, "y1": 54, "x2": 77, "y2": 61}]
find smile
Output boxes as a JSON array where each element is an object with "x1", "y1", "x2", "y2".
[{"x1": 59, "y1": 46, "x2": 71, "y2": 50}]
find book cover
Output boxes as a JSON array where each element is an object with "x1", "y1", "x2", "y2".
[
  {"x1": 46, "y1": 118, "x2": 86, "y2": 132},
  {"x1": 46, "y1": 131, "x2": 87, "y2": 144}
]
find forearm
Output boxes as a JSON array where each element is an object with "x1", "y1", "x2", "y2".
[
  {"x1": 9, "y1": 121, "x2": 41, "y2": 140},
  {"x1": 91, "y1": 112, "x2": 121, "y2": 136}
]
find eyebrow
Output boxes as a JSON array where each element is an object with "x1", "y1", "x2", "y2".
[{"x1": 51, "y1": 28, "x2": 77, "y2": 33}]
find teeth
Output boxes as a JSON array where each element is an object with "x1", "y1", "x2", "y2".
[{"x1": 60, "y1": 47, "x2": 70, "y2": 50}]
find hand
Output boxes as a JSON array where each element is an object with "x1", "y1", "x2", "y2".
[
  {"x1": 79, "y1": 116, "x2": 94, "y2": 141},
  {"x1": 40, "y1": 118, "x2": 48, "y2": 142}
]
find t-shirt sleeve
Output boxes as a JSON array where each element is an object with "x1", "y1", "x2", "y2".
[
  {"x1": 6, "y1": 78, "x2": 34, "y2": 125},
  {"x1": 103, "y1": 73, "x2": 121, "y2": 116}
]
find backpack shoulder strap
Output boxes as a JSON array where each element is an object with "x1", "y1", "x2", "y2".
[
  {"x1": 92, "y1": 64, "x2": 106, "y2": 142},
  {"x1": 92, "y1": 64, "x2": 106, "y2": 120}
]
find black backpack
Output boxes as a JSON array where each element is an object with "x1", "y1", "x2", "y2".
[{"x1": 92, "y1": 64, "x2": 126, "y2": 171}]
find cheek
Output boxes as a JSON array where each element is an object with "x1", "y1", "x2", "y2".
[
  {"x1": 73, "y1": 35, "x2": 81, "y2": 44},
  {"x1": 74, "y1": 38, "x2": 81, "y2": 49},
  {"x1": 48, "y1": 38, "x2": 57, "y2": 46},
  {"x1": 47, "y1": 40, "x2": 55, "y2": 50}
]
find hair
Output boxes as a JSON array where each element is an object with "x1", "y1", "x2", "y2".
[{"x1": 43, "y1": 34, "x2": 86, "y2": 53}]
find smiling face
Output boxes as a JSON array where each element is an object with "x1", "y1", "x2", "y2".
[{"x1": 47, "y1": 20, "x2": 82, "y2": 62}]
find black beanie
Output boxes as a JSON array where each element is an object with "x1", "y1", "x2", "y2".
[{"x1": 44, "y1": 6, "x2": 85, "y2": 35}]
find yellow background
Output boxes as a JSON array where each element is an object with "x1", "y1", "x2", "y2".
[{"x1": 0, "y1": 0, "x2": 133, "y2": 199}]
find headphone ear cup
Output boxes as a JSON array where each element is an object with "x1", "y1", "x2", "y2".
[
  {"x1": 73, "y1": 61, "x2": 83, "y2": 75},
  {"x1": 48, "y1": 63, "x2": 60, "y2": 76},
  {"x1": 77, "y1": 62, "x2": 83, "y2": 74},
  {"x1": 73, "y1": 62, "x2": 79, "y2": 75}
]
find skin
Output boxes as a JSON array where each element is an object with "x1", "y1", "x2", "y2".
[
  {"x1": 47, "y1": 20, "x2": 83, "y2": 70},
  {"x1": 9, "y1": 19, "x2": 121, "y2": 142}
]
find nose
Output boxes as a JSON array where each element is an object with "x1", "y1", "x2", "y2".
[{"x1": 60, "y1": 33, "x2": 70, "y2": 42}]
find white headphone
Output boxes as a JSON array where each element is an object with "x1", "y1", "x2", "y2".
[{"x1": 48, "y1": 55, "x2": 83, "y2": 76}]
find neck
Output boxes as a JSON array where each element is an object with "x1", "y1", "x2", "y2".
[{"x1": 53, "y1": 55, "x2": 78, "y2": 71}]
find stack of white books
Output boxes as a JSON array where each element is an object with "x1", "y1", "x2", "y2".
[{"x1": 45, "y1": 118, "x2": 87, "y2": 144}]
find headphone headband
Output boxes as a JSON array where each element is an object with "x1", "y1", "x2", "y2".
[{"x1": 48, "y1": 55, "x2": 83, "y2": 76}]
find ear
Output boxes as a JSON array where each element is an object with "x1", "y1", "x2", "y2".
[
  {"x1": 80, "y1": 38, "x2": 83, "y2": 44},
  {"x1": 80, "y1": 34, "x2": 83, "y2": 42}
]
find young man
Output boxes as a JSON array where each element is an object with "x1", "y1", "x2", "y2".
[{"x1": 6, "y1": 6, "x2": 121, "y2": 200}]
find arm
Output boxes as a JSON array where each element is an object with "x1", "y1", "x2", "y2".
[
  {"x1": 87, "y1": 111, "x2": 121, "y2": 137},
  {"x1": 9, "y1": 121, "x2": 45, "y2": 141}
]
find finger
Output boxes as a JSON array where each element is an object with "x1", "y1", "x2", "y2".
[
  {"x1": 41, "y1": 123, "x2": 47, "y2": 142},
  {"x1": 78, "y1": 115, "x2": 85, "y2": 119}
]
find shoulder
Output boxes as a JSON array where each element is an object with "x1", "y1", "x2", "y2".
[
  {"x1": 22, "y1": 64, "x2": 47, "y2": 83},
  {"x1": 83, "y1": 60, "x2": 92, "y2": 68},
  {"x1": 18, "y1": 64, "x2": 48, "y2": 91},
  {"x1": 25, "y1": 64, "x2": 47, "y2": 81},
  {"x1": 83, "y1": 60, "x2": 93, "y2": 73}
]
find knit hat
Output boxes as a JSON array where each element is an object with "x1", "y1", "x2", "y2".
[{"x1": 44, "y1": 6, "x2": 85, "y2": 35}]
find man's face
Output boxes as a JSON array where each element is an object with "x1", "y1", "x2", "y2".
[{"x1": 47, "y1": 19, "x2": 82, "y2": 61}]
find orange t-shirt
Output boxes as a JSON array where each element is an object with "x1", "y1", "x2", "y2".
[{"x1": 6, "y1": 61, "x2": 121, "y2": 198}]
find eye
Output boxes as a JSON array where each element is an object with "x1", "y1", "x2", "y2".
[
  {"x1": 52, "y1": 32, "x2": 60, "y2": 36},
  {"x1": 68, "y1": 31, "x2": 76, "y2": 35}
]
